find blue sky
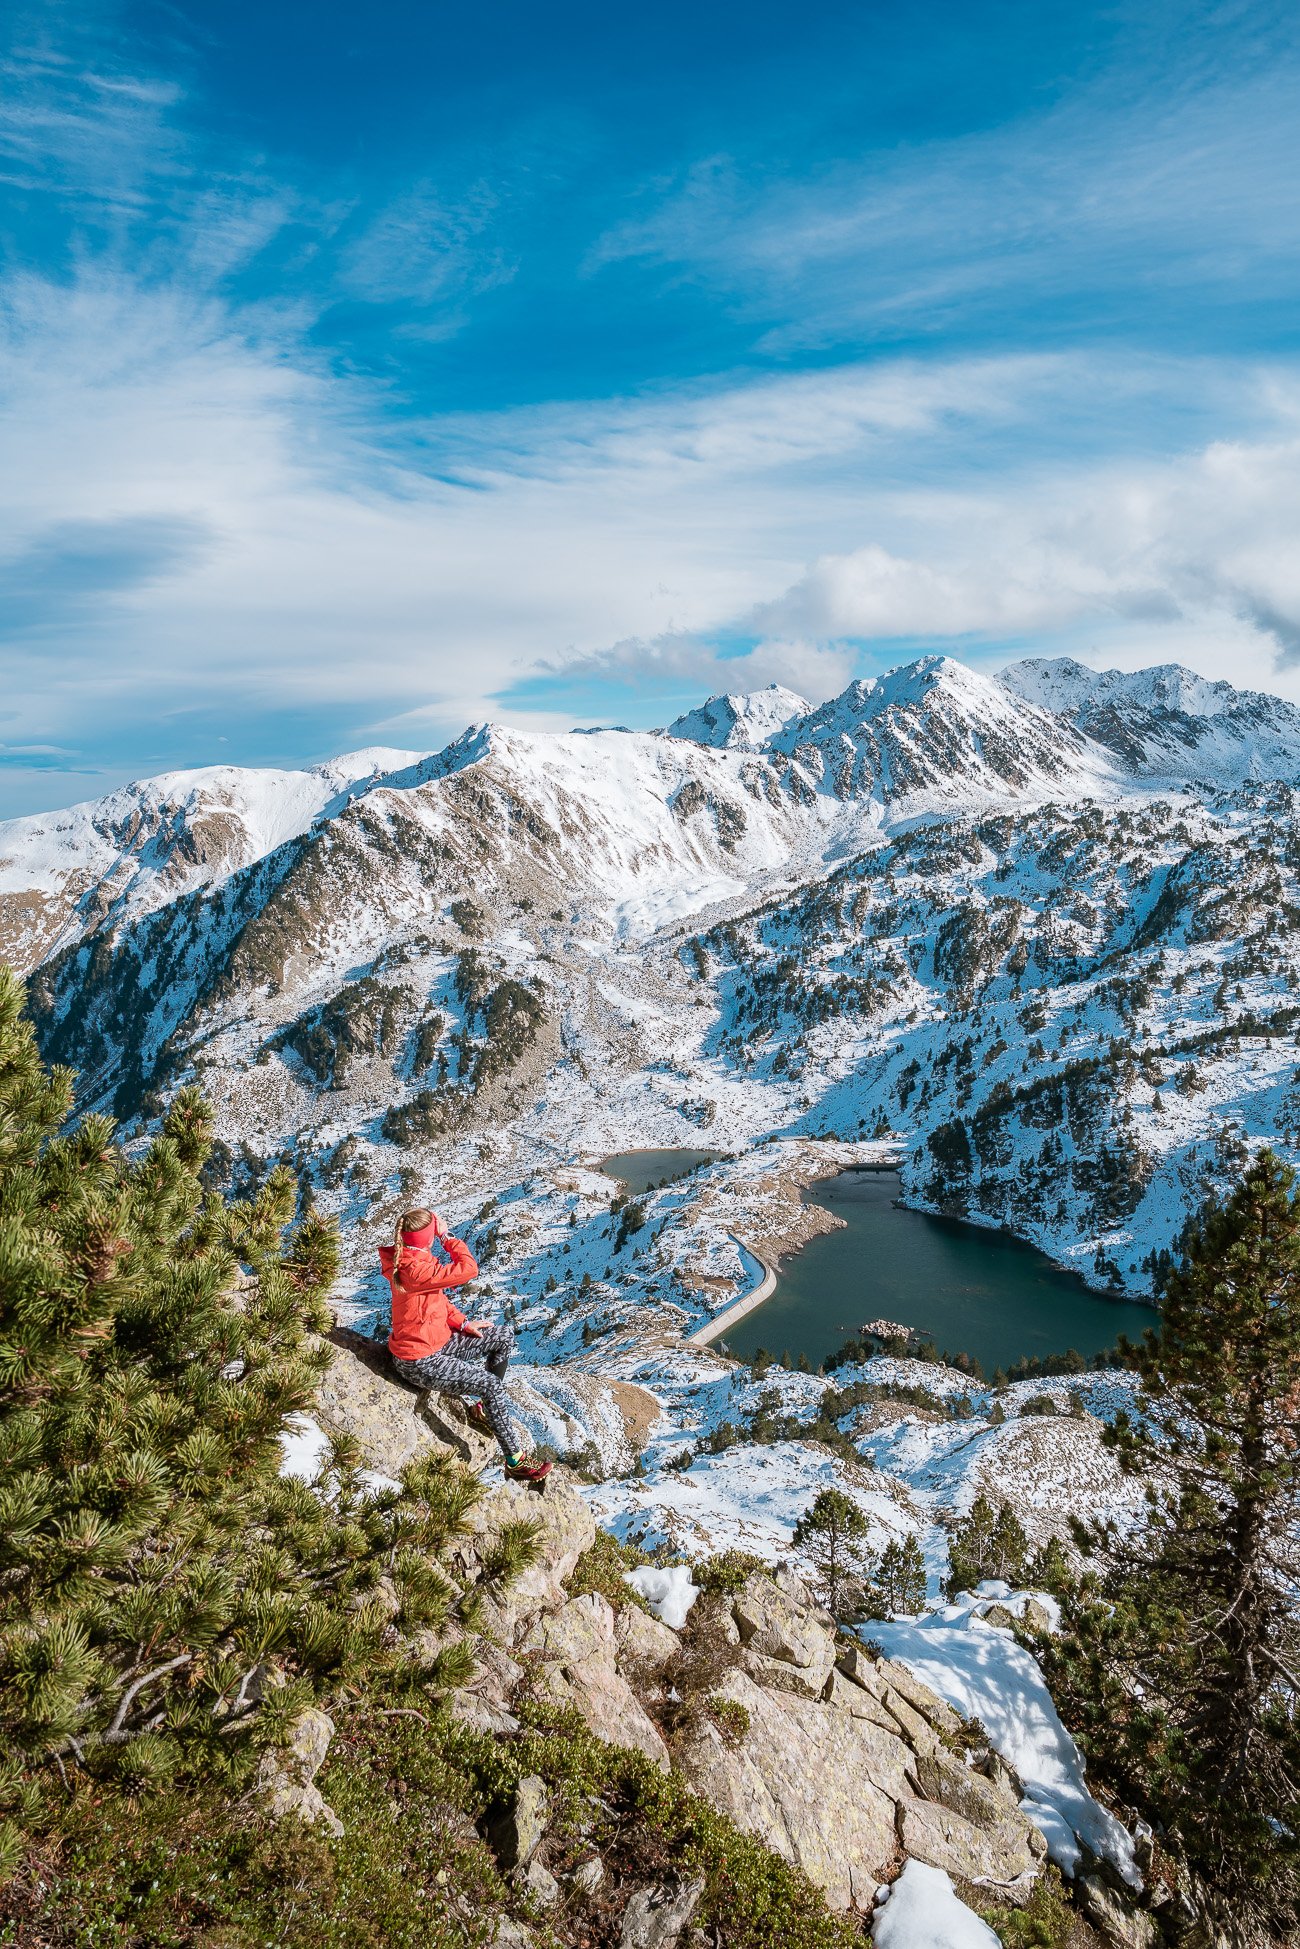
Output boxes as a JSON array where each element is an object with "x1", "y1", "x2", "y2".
[{"x1": 1, "y1": 0, "x2": 1299, "y2": 813}]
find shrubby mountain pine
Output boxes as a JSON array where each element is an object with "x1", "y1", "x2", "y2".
[
  {"x1": 1047, "y1": 1149, "x2": 1300, "y2": 1940},
  {"x1": 0, "y1": 969, "x2": 485, "y2": 1871}
]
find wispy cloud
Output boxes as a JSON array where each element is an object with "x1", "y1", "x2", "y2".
[
  {"x1": 0, "y1": 514, "x2": 211, "y2": 633},
  {"x1": 1, "y1": 0, "x2": 1300, "y2": 820},
  {"x1": 589, "y1": 26, "x2": 1300, "y2": 351},
  {"x1": 339, "y1": 179, "x2": 515, "y2": 317},
  {"x1": 3, "y1": 256, "x2": 1300, "y2": 770}
]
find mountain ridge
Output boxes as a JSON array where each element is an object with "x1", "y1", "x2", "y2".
[
  {"x1": 7, "y1": 648, "x2": 1300, "y2": 1336},
  {"x1": 8, "y1": 651, "x2": 1300, "y2": 978}
]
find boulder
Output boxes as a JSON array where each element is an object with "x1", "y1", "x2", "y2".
[
  {"x1": 834, "y1": 1643, "x2": 964, "y2": 1753},
  {"x1": 898, "y1": 1796, "x2": 1046, "y2": 1891},
  {"x1": 875, "y1": 1656, "x2": 967, "y2": 1741},
  {"x1": 618, "y1": 1875, "x2": 707, "y2": 1949},
  {"x1": 568, "y1": 1854, "x2": 605, "y2": 1895},
  {"x1": 520, "y1": 1590, "x2": 617, "y2": 1664},
  {"x1": 462, "y1": 1471, "x2": 597, "y2": 1644},
  {"x1": 315, "y1": 1335, "x2": 444, "y2": 1477},
  {"x1": 739, "y1": 1647, "x2": 833, "y2": 1702},
  {"x1": 446, "y1": 1689, "x2": 520, "y2": 1736},
  {"x1": 675, "y1": 1670, "x2": 907, "y2": 1910},
  {"x1": 468, "y1": 1639, "x2": 526, "y2": 1708},
  {"x1": 616, "y1": 1603, "x2": 681, "y2": 1671},
  {"x1": 256, "y1": 1707, "x2": 343, "y2": 1839},
  {"x1": 914, "y1": 1749, "x2": 1020, "y2": 1829},
  {"x1": 822, "y1": 1668, "x2": 906, "y2": 1732},
  {"x1": 420, "y1": 1396, "x2": 500, "y2": 1472},
  {"x1": 488, "y1": 1774, "x2": 550, "y2": 1871},
  {"x1": 490, "y1": 1923, "x2": 537, "y2": 1949},
  {"x1": 1076, "y1": 1872, "x2": 1160, "y2": 1949},
  {"x1": 520, "y1": 1594, "x2": 670, "y2": 1770},
  {"x1": 731, "y1": 1573, "x2": 836, "y2": 1697},
  {"x1": 519, "y1": 1858, "x2": 561, "y2": 1908}
]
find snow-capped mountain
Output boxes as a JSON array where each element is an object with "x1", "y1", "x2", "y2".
[
  {"x1": 765, "y1": 655, "x2": 1114, "y2": 805},
  {"x1": 14, "y1": 650, "x2": 1299, "y2": 984},
  {"x1": 1001, "y1": 655, "x2": 1300, "y2": 782},
  {"x1": 0, "y1": 747, "x2": 422, "y2": 972},
  {"x1": 7, "y1": 649, "x2": 1300, "y2": 1321},
  {"x1": 665, "y1": 682, "x2": 810, "y2": 749}
]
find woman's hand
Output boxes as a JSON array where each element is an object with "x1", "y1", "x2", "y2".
[{"x1": 457, "y1": 1320, "x2": 484, "y2": 1337}]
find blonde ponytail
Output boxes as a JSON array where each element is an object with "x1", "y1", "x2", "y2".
[{"x1": 391, "y1": 1212, "x2": 407, "y2": 1287}]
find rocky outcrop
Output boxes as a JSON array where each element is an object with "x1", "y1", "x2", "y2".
[
  {"x1": 315, "y1": 1328, "x2": 502, "y2": 1476},
  {"x1": 256, "y1": 1707, "x2": 343, "y2": 1838},
  {"x1": 519, "y1": 1593, "x2": 670, "y2": 1768},
  {"x1": 443, "y1": 1476, "x2": 1045, "y2": 1917},
  {"x1": 671, "y1": 1572, "x2": 1044, "y2": 1912},
  {"x1": 307, "y1": 1336, "x2": 1058, "y2": 1924}
]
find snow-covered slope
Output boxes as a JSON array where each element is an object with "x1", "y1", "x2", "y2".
[
  {"x1": 665, "y1": 682, "x2": 810, "y2": 749},
  {"x1": 11, "y1": 651, "x2": 1300, "y2": 983},
  {"x1": 0, "y1": 747, "x2": 424, "y2": 972},
  {"x1": 10, "y1": 649, "x2": 1300, "y2": 1330},
  {"x1": 765, "y1": 655, "x2": 1118, "y2": 809},
  {"x1": 1002, "y1": 655, "x2": 1300, "y2": 783}
]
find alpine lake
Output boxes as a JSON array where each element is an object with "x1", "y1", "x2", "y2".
[{"x1": 600, "y1": 1152, "x2": 1158, "y2": 1376}]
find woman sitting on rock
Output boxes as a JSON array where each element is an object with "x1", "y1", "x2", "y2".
[{"x1": 380, "y1": 1206, "x2": 551, "y2": 1484}]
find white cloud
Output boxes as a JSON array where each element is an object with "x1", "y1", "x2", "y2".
[
  {"x1": 338, "y1": 179, "x2": 515, "y2": 314},
  {"x1": 3, "y1": 259, "x2": 1300, "y2": 787}
]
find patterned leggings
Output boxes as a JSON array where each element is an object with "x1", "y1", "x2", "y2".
[{"x1": 392, "y1": 1322, "x2": 518, "y2": 1457}]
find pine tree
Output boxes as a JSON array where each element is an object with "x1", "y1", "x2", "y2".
[
  {"x1": 944, "y1": 1495, "x2": 1031, "y2": 1596},
  {"x1": 864, "y1": 1535, "x2": 927, "y2": 1617},
  {"x1": 1046, "y1": 1150, "x2": 1300, "y2": 1937},
  {"x1": 0, "y1": 970, "x2": 487, "y2": 1870},
  {"x1": 791, "y1": 1489, "x2": 875, "y2": 1619}
]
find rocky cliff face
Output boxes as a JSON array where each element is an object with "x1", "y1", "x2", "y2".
[{"x1": 302, "y1": 1333, "x2": 1167, "y2": 1946}]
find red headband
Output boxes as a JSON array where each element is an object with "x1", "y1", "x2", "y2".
[{"x1": 400, "y1": 1220, "x2": 438, "y2": 1248}]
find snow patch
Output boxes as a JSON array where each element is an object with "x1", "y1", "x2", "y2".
[
  {"x1": 625, "y1": 1563, "x2": 699, "y2": 1629},
  {"x1": 871, "y1": 1860, "x2": 999, "y2": 1948},
  {"x1": 870, "y1": 1595, "x2": 1140, "y2": 1887},
  {"x1": 279, "y1": 1412, "x2": 331, "y2": 1482}
]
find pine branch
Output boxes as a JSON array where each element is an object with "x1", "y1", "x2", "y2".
[{"x1": 103, "y1": 1653, "x2": 192, "y2": 1741}]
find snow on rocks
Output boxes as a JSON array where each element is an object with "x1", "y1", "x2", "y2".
[
  {"x1": 871, "y1": 1860, "x2": 1000, "y2": 1948},
  {"x1": 279, "y1": 1412, "x2": 331, "y2": 1481},
  {"x1": 870, "y1": 1593, "x2": 1141, "y2": 1888},
  {"x1": 586, "y1": 1438, "x2": 921, "y2": 1564},
  {"x1": 624, "y1": 1563, "x2": 700, "y2": 1629}
]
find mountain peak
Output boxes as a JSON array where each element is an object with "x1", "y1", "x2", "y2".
[
  {"x1": 1001, "y1": 655, "x2": 1300, "y2": 780},
  {"x1": 664, "y1": 682, "x2": 810, "y2": 750}
]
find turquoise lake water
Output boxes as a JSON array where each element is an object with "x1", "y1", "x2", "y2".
[{"x1": 723, "y1": 1170, "x2": 1158, "y2": 1375}]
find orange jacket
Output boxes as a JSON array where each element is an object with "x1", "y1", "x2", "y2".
[{"x1": 380, "y1": 1235, "x2": 479, "y2": 1360}]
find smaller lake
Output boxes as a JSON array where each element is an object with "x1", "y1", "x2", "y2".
[
  {"x1": 724, "y1": 1171, "x2": 1158, "y2": 1376},
  {"x1": 599, "y1": 1148, "x2": 725, "y2": 1197}
]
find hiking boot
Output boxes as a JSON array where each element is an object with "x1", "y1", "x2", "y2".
[
  {"x1": 465, "y1": 1400, "x2": 493, "y2": 1435},
  {"x1": 504, "y1": 1458, "x2": 552, "y2": 1485}
]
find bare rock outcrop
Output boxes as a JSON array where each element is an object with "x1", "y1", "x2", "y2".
[
  {"x1": 310, "y1": 1339, "x2": 1055, "y2": 1923},
  {"x1": 256, "y1": 1707, "x2": 344, "y2": 1838},
  {"x1": 519, "y1": 1592, "x2": 671, "y2": 1769},
  {"x1": 314, "y1": 1328, "x2": 494, "y2": 1475}
]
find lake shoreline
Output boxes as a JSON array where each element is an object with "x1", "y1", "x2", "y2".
[{"x1": 721, "y1": 1167, "x2": 1161, "y2": 1374}]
